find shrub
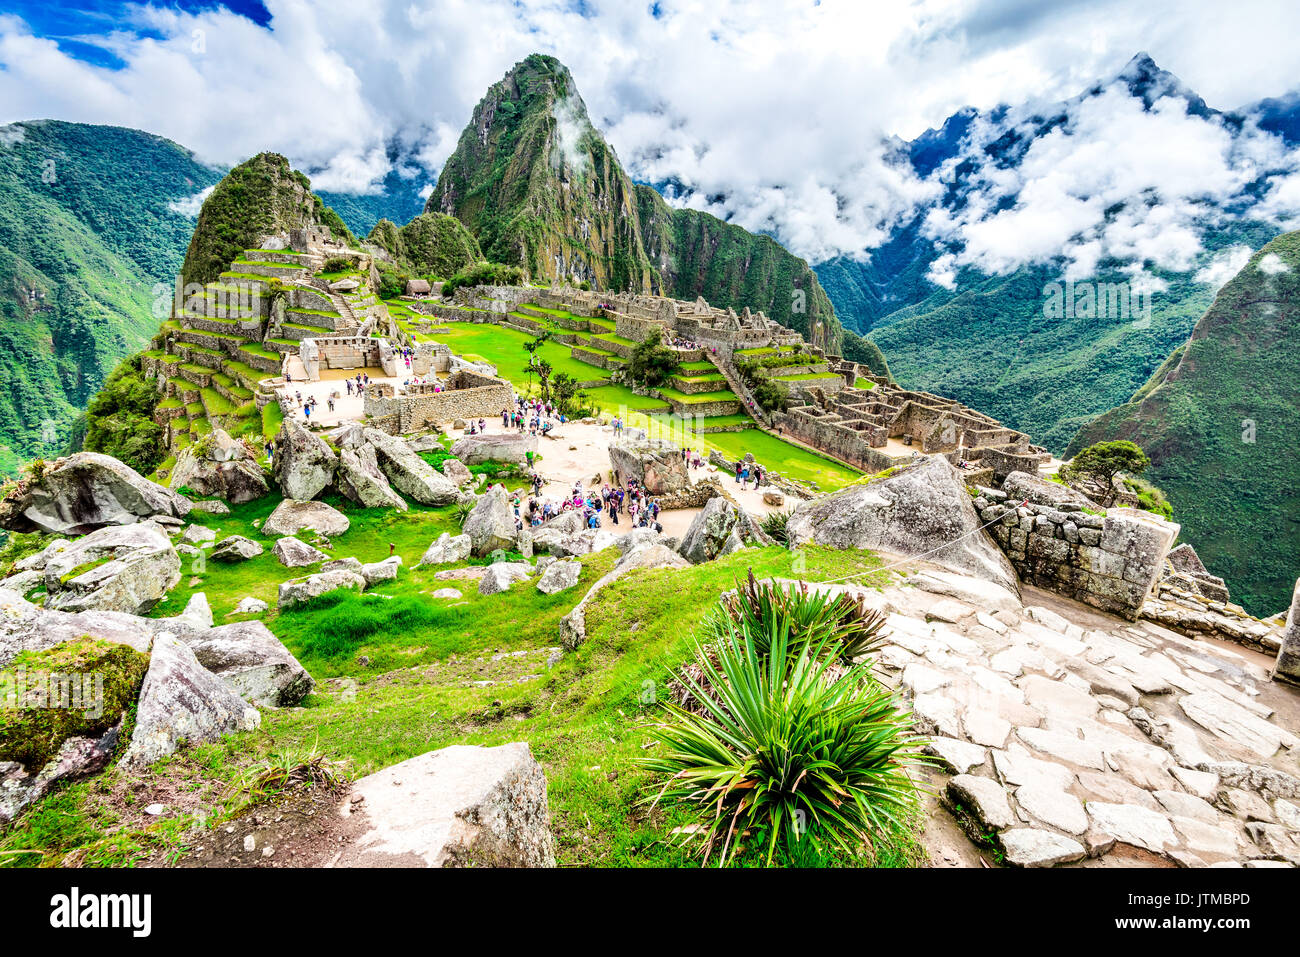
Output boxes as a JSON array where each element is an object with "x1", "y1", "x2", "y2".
[
  {"x1": 440, "y1": 261, "x2": 525, "y2": 298},
  {"x1": 82, "y1": 354, "x2": 165, "y2": 475},
  {"x1": 1064, "y1": 440, "x2": 1150, "y2": 503},
  {"x1": 321, "y1": 255, "x2": 353, "y2": 274},
  {"x1": 758, "y1": 508, "x2": 792, "y2": 545},
  {"x1": 626, "y1": 329, "x2": 682, "y2": 387},
  {"x1": 642, "y1": 598, "x2": 923, "y2": 866}
]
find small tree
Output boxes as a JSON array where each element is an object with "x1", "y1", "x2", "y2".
[
  {"x1": 626, "y1": 329, "x2": 681, "y2": 387},
  {"x1": 551, "y1": 373, "x2": 579, "y2": 415},
  {"x1": 1067, "y1": 440, "x2": 1150, "y2": 503},
  {"x1": 536, "y1": 358, "x2": 553, "y2": 402}
]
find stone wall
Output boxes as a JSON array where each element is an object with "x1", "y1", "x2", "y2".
[
  {"x1": 363, "y1": 369, "x2": 515, "y2": 435},
  {"x1": 973, "y1": 486, "x2": 1179, "y2": 619}
]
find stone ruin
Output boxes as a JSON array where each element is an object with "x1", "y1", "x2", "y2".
[{"x1": 363, "y1": 368, "x2": 515, "y2": 436}]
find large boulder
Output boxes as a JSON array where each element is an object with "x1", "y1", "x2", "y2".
[
  {"x1": 120, "y1": 633, "x2": 261, "y2": 767},
  {"x1": 272, "y1": 536, "x2": 329, "y2": 567},
  {"x1": 785, "y1": 455, "x2": 1019, "y2": 594},
  {"x1": 262, "y1": 499, "x2": 350, "y2": 538},
  {"x1": 0, "y1": 452, "x2": 190, "y2": 535},
  {"x1": 169, "y1": 429, "x2": 270, "y2": 503},
  {"x1": 0, "y1": 588, "x2": 154, "y2": 666},
  {"x1": 1275, "y1": 578, "x2": 1300, "y2": 686},
  {"x1": 416, "y1": 533, "x2": 472, "y2": 567},
  {"x1": 450, "y1": 432, "x2": 537, "y2": 466},
  {"x1": 335, "y1": 443, "x2": 408, "y2": 511},
  {"x1": 1002, "y1": 471, "x2": 1095, "y2": 511},
  {"x1": 210, "y1": 535, "x2": 264, "y2": 563},
  {"x1": 272, "y1": 418, "x2": 338, "y2": 501},
  {"x1": 277, "y1": 569, "x2": 366, "y2": 608},
  {"x1": 537, "y1": 560, "x2": 581, "y2": 595},
  {"x1": 362, "y1": 557, "x2": 402, "y2": 586},
  {"x1": 530, "y1": 510, "x2": 587, "y2": 553},
  {"x1": 330, "y1": 743, "x2": 555, "y2": 867},
  {"x1": 462, "y1": 485, "x2": 517, "y2": 557},
  {"x1": 546, "y1": 528, "x2": 620, "y2": 558},
  {"x1": 608, "y1": 440, "x2": 689, "y2": 495},
  {"x1": 42, "y1": 521, "x2": 181, "y2": 615},
  {"x1": 363, "y1": 428, "x2": 459, "y2": 505},
  {"x1": 170, "y1": 620, "x2": 314, "y2": 707},
  {"x1": 677, "y1": 496, "x2": 771, "y2": 564},
  {"x1": 478, "y1": 562, "x2": 533, "y2": 595},
  {"x1": 441, "y1": 458, "x2": 474, "y2": 487}
]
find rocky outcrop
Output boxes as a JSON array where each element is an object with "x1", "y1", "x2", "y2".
[
  {"x1": 417, "y1": 533, "x2": 472, "y2": 567},
  {"x1": 0, "y1": 452, "x2": 190, "y2": 535},
  {"x1": 335, "y1": 444, "x2": 408, "y2": 511},
  {"x1": 1002, "y1": 470, "x2": 1095, "y2": 511},
  {"x1": 169, "y1": 429, "x2": 270, "y2": 503},
  {"x1": 608, "y1": 440, "x2": 689, "y2": 495},
  {"x1": 786, "y1": 455, "x2": 1019, "y2": 594},
  {"x1": 171, "y1": 620, "x2": 314, "y2": 708},
  {"x1": 364, "y1": 428, "x2": 459, "y2": 505},
  {"x1": 462, "y1": 486, "x2": 517, "y2": 557},
  {"x1": 560, "y1": 542, "x2": 689, "y2": 650},
  {"x1": 42, "y1": 521, "x2": 181, "y2": 615},
  {"x1": 677, "y1": 496, "x2": 771, "y2": 564},
  {"x1": 278, "y1": 569, "x2": 367, "y2": 608},
  {"x1": 1, "y1": 723, "x2": 123, "y2": 826},
  {"x1": 0, "y1": 588, "x2": 154, "y2": 666},
  {"x1": 478, "y1": 562, "x2": 533, "y2": 595},
  {"x1": 273, "y1": 536, "x2": 329, "y2": 567},
  {"x1": 450, "y1": 432, "x2": 537, "y2": 466},
  {"x1": 331, "y1": 743, "x2": 555, "y2": 867},
  {"x1": 537, "y1": 560, "x2": 581, "y2": 595},
  {"x1": 1274, "y1": 579, "x2": 1300, "y2": 686},
  {"x1": 272, "y1": 418, "x2": 338, "y2": 501},
  {"x1": 262, "y1": 499, "x2": 350, "y2": 538},
  {"x1": 545, "y1": 528, "x2": 619, "y2": 559},
  {"x1": 121, "y1": 633, "x2": 261, "y2": 768},
  {"x1": 210, "y1": 535, "x2": 264, "y2": 562}
]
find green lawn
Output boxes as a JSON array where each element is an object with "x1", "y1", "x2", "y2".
[{"x1": 431, "y1": 322, "x2": 609, "y2": 384}]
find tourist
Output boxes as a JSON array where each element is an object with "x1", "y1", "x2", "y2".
[
  {"x1": 478, "y1": 418, "x2": 486, "y2": 433},
  {"x1": 734, "y1": 461, "x2": 743, "y2": 483}
]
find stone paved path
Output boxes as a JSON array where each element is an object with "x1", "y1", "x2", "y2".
[{"x1": 798, "y1": 567, "x2": 1300, "y2": 867}]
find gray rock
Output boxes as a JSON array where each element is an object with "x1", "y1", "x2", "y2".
[
  {"x1": 210, "y1": 535, "x2": 264, "y2": 563},
  {"x1": 677, "y1": 496, "x2": 771, "y2": 564},
  {"x1": 273, "y1": 536, "x2": 329, "y2": 568},
  {"x1": 417, "y1": 533, "x2": 472, "y2": 567},
  {"x1": 785, "y1": 455, "x2": 1019, "y2": 593},
  {"x1": 364, "y1": 428, "x2": 458, "y2": 505},
  {"x1": 1000, "y1": 828, "x2": 1086, "y2": 867},
  {"x1": 430, "y1": 588, "x2": 462, "y2": 600},
  {"x1": 1274, "y1": 578, "x2": 1300, "y2": 686},
  {"x1": 1015, "y1": 783, "x2": 1088, "y2": 834},
  {"x1": 1085, "y1": 802, "x2": 1178, "y2": 853},
  {"x1": 169, "y1": 429, "x2": 269, "y2": 503},
  {"x1": 175, "y1": 592, "x2": 213, "y2": 628},
  {"x1": 478, "y1": 562, "x2": 533, "y2": 595},
  {"x1": 462, "y1": 485, "x2": 516, "y2": 557},
  {"x1": 926, "y1": 737, "x2": 987, "y2": 775},
  {"x1": 441, "y1": 458, "x2": 474, "y2": 486},
  {"x1": 330, "y1": 743, "x2": 555, "y2": 867},
  {"x1": 170, "y1": 620, "x2": 314, "y2": 707},
  {"x1": 121, "y1": 633, "x2": 261, "y2": 767},
  {"x1": 189, "y1": 499, "x2": 230, "y2": 515},
  {"x1": 232, "y1": 596, "x2": 269, "y2": 616},
  {"x1": 947, "y1": 774, "x2": 1018, "y2": 830},
  {"x1": 362, "y1": 556, "x2": 402, "y2": 586},
  {"x1": 335, "y1": 443, "x2": 407, "y2": 511},
  {"x1": 0, "y1": 588, "x2": 154, "y2": 666},
  {"x1": 1002, "y1": 471, "x2": 1096, "y2": 511},
  {"x1": 608, "y1": 440, "x2": 689, "y2": 494},
  {"x1": 0, "y1": 451, "x2": 191, "y2": 535},
  {"x1": 451, "y1": 432, "x2": 537, "y2": 466},
  {"x1": 536, "y1": 560, "x2": 581, "y2": 595},
  {"x1": 0, "y1": 723, "x2": 122, "y2": 825},
  {"x1": 321, "y1": 557, "x2": 364, "y2": 576},
  {"x1": 272, "y1": 418, "x2": 338, "y2": 501},
  {"x1": 1179, "y1": 690, "x2": 1298, "y2": 759},
  {"x1": 277, "y1": 569, "x2": 366, "y2": 608},
  {"x1": 181, "y1": 524, "x2": 216, "y2": 545},
  {"x1": 262, "y1": 499, "x2": 350, "y2": 539},
  {"x1": 42, "y1": 521, "x2": 180, "y2": 615},
  {"x1": 547, "y1": 528, "x2": 619, "y2": 559}
]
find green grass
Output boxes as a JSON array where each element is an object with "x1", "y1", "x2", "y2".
[
  {"x1": 4, "y1": 514, "x2": 917, "y2": 867},
  {"x1": 706, "y1": 430, "x2": 860, "y2": 489}
]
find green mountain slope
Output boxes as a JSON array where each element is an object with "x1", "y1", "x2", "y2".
[
  {"x1": 428, "y1": 54, "x2": 872, "y2": 367},
  {"x1": 864, "y1": 223, "x2": 1278, "y2": 451},
  {"x1": 0, "y1": 120, "x2": 222, "y2": 473},
  {"x1": 1068, "y1": 232, "x2": 1300, "y2": 615}
]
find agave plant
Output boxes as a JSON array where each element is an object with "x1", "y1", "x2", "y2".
[
  {"x1": 644, "y1": 619, "x2": 924, "y2": 866},
  {"x1": 759, "y1": 508, "x2": 792, "y2": 545},
  {"x1": 707, "y1": 570, "x2": 888, "y2": 665}
]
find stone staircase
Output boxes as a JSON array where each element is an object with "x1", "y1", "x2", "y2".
[{"x1": 706, "y1": 350, "x2": 772, "y2": 426}]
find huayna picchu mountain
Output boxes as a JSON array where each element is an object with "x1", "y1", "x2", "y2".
[
  {"x1": 1069, "y1": 231, "x2": 1300, "y2": 616},
  {"x1": 427, "y1": 54, "x2": 886, "y2": 373}
]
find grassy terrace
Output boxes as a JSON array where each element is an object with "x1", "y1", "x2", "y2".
[
  {"x1": 657, "y1": 386, "x2": 739, "y2": 404},
  {"x1": 0, "y1": 481, "x2": 910, "y2": 867},
  {"x1": 427, "y1": 321, "x2": 859, "y2": 489}
]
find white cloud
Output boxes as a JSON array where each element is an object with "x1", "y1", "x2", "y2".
[
  {"x1": 1194, "y1": 244, "x2": 1252, "y2": 287},
  {"x1": 1258, "y1": 252, "x2": 1290, "y2": 275},
  {"x1": 0, "y1": 0, "x2": 1299, "y2": 278},
  {"x1": 167, "y1": 184, "x2": 214, "y2": 217}
]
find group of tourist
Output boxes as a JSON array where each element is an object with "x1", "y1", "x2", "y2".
[
  {"x1": 677, "y1": 446, "x2": 705, "y2": 469},
  {"x1": 500, "y1": 396, "x2": 565, "y2": 438},
  {"x1": 512, "y1": 475, "x2": 663, "y2": 534},
  {"x1": 669, "y1": 335, "x2": 699, "y2": 350},
  {"x1": 732, "y1": 458, "x2": 767, "y2": 489},
  {"x1": 342, "y1": 372, "x2": 371, "y2": 396}
]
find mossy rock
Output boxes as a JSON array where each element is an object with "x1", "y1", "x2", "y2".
[{"x1": 0, "y1": 637, "x2": 150, "y2": 771}]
